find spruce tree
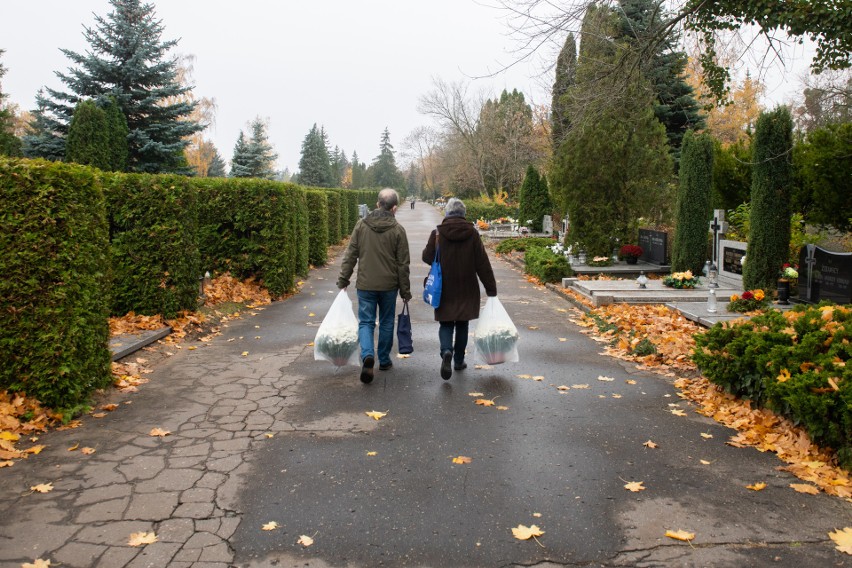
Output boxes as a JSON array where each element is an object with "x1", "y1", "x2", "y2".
[
  {"x1": 518, "y1": 165, "x2": 553, "y2": 232},
  {"x1": 207, "y1": 148, "x2": 227, "y2": 177},
  {"x1": 551, "y1": 33, "x2": 577, "y2": 151},
  {"x1": 671, "y1": 130, "x2": 714, "y2": 273},
  {"x1": 244, "y1": 118, "x2": 277, "y2": 179},
  {"x1": 38, "y1": 0, "x2": 202, "y2": 173},
  {"x1": 743, "y1": 107, "x2": 793, "y2": 291},
  {"x1": 616, "y1": 0, "x2": 705, "y2": 166},
  {"x1": 230, "y1": 132, "x2": 252, "y2": 178},
  {"x1": 0, "y1": 50, "x2": 22, "y2": 157},
  {"x1": 298, "y1": 124, "x2": 333, "y2": 187},
  {"x1": 350, "y1": 150, "x2": 367, "y2": 189},
  {"x1": 22, "y1": 90, "x2": 65, "y2": 161},
  {"x1": 65, "y1": 100, "x2": 111, "y2": 169},
  {"x1": 370, "y1": 128, "x2": 403, "y2": 188}
]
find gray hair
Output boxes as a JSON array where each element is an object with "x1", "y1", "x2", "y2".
[
  {"x1": 444, "y1": 197, "x2": 466, "y2": 218},
  {"x1": 377, "y1": 188, "x2": 400, "y2": 211}
]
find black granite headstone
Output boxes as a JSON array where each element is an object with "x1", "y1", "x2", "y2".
[
  {"x1": 799, "y1": 244, "x2": 852, "y2": 304},
  {"x1": 723, "y1": 246, "x2": 746, "y2": 275},
  {"x1": 638, "y1": 229, "x2": 667, "y2": 265}
]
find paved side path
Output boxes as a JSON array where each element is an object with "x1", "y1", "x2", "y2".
[{"x1": 1, "y1": 202, "x2": 851, "y2": 568}]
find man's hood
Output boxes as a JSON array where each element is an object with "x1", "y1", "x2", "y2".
[{"x1": 364, "y1": 210, "x2": 398, "y2": 233}]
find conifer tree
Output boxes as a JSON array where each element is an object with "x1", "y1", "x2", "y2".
[
  {"x1": 671, "y1": 130, "x2": 714, "y2": 273},
  {"x1": 298, "y1": 124, "x2": 333, "y2": 187},
  {"x1": 0, "y1": 50, "x2": 22, "y2": 157},
  {"x1": 104, "y1": 97, "x2": 129, "y2": 171},
  {"x1": 22, "y1": 90, "x2": 65, "y2": 161},
  {"x1": 229, "y1": 132, "x2": 251, "y2": 178},
  {"x1": 207, "y1": 148, "x2": 227, "y2": 177},
  {"x1": 518, "y1": 165, "x2": 553, "y2": 232},
  {"x1": 369, "y1": 128, "x2": 403, "y2": 188},
  {"x1": 65, "y1": 100, "x2": 110, "y2": 169},
  {"x1": 36, "y1": 0, "x2": 202, "y2": 173},
  {"x1": 551, "y1": 33, "x2": 577, "y2": 151},
  {"x1": 350, "y1": 150, "x2": 367, "y2": 189},
  {"x1": 744, "y1": 107, "x2": 793, "y2": 291},
  {"x1": 244, "y1": 118, "x2": 277, "y2": 179}
]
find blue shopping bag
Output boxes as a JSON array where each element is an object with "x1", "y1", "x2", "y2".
[{"x1": 423, "y1": 232, "x2": 441, "y2": 308}]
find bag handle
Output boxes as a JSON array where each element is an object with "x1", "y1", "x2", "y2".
[
  {"x1": 401, "y1": 299, "x2": 410, "y2": 316},
  {"x1": 434, "y1": 227, "x2": 440, "y2": 262}
]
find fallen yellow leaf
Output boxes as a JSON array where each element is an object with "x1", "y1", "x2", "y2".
[
  {"x1": 533, "y1": 512, "x2": 542, "y2": 517},
  {"x1": 308, "y1": 313, "x2": 315, "y2": 317},
  {"x1": 262, "y1": 521, "x2": 279, "y2": 531},
  {"x1": 0, "y1": 432, "x2": 20, "y2": 441},
  {"x1": 474, "y1": 399, "x2": 496, "y2": 407},
  {"x1": 746, "y1": 482, "x2": 767, "y2": 491},
  {"x1": 532, "y1": 376, "x2": 544, "y2": 381},
  {"x1": 643, "y1": 440, "x2": 658, "y2": 449},
  {"x1": 241, "y1": 351, "x2": 249, "y2": 357},
  {"x1": 396, "y1": 353, "x2": 411, "y2": 358},
  {"x1": 496, "y1": 406, "x2": 509, "y2": 410},
  {"x1": 68, "y1": 443, "x2": 79, "y2": 451},
  {"x1": 149, "y1": 428, "x2": 171, "y2": 437},
  {"x1": 557, "y1": 385, "x2": 570, "y2": 391},
  {"x1": 92, "y1": 412, "x2": 107, "y2": 419},
  {"x1": 26, "y1": 445, "x2": 45, "y2": 455},
  {"x1": 468, "y1": 392, "x2": 485, "y2": 397},
  {"x1": 297, "y1": 534, "x2": 314, "y2": 547},
  {"x1": 452, "y1": 456, "x2": 473, "y2": 464},
  {"x1": 128, "y1": 532, "x2": 158, "y2": 546},
  {"x1": 30, "y1": 483, "x2": 53, "y2": 493},
  {"x1": 829, "y1": 527, "x2": 852, "y2": 555},
  {"x1": 0, "y1": 461, "x2": 13, "y2": 468},
  {"x1": 597, "y1": 375, "x2": 615, "y2": 382},
  {"x1": 81, "y1": 447, "x2": 96, "y2": 455},
  {"x1": 474, "y1": 364, "x2": 492, "y2": 370},
  {"x1": 512, "y1": 524, "x2": 544, "y2": 540},
  {"x1": 265, "y1": 433, "x2": 274, "y2": 438},
  {"x1": 21, "y1": 559, "x2": 51, "y2": 568},
  {"x1": 625, "y1": 379, "x2": 637, "y2": 385},
  {"x1": 366, "y1": 451, "x2": 377, "y2": 456},
  {"x1": 624, "y1": 481, "x2": 645, "y2": 492},
  {"x1": 365, "y1": 410, "x2": 387, "y2": 421},
  {"x1": 558, "y1": 337, "x2": 567, "y2": 342},
  {"x1": 700, "y1": 459, "x2": 711, "y2": 465},
  {"x1": 670, "y1": 409, "x2": 686, "y2": 417},
  {"x1": 700, "y1": 433, "x2": 713, "y2": 439},
  {"x1": 101, "y1": 404, "x2": 119, "y2": 411},
  {"x1": 517, "y1": 374, "x2": 532, "y2": 379},
  {"x1": 612, "y1": 394, "x2": 622, "y2": 399},
  {"x1": 665, "y1": 529, "x2": 695, "y2": 541},
  {"x1": 790, "y1": 483, "x2": 820, "y2": 495},
  {"x1": 572, "y1": 384, "x2": 589, "y2": 389}
]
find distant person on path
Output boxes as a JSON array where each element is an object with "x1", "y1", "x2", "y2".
[
  {"x1": 422, "y1": 197, "x2": 497, "y2": 380},
  {"x1": 411, "y1": 197, "x2": 415, "y2": 209},
  {"x1": 338, "y1": 188, "x2": 412, "y2": 383}
]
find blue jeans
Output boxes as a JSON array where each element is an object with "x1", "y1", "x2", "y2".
[
  {"x1": 357, "y1": 289, "x2": 398, "y2": 366},
  {"x1": 439, "y1": 320, "x2": 469, "y2": 365}
]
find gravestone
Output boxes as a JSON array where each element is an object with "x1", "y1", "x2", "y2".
[
  {"x1": 718, "y1": 239, "x2": 746, "y2": 286},
  {"x1": 708, "y1": 209, "x2": 729, "y2": 266},
  {"x1": 638, "y1": 229, "x2": 667, "y2": 265},
  {"x1": 542, "y1": 215, "x2": 553, "y2": 236},
  {"x1": 798, "y1": 244, "x2": 852, "y2": 304},
  {"x1": 358, "y1": 204, "x2": 368, "y2": 219}
]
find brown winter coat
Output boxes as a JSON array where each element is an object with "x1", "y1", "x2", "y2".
[{"x1": 422, "y1": 216, "x2": 497, "y2": 321}]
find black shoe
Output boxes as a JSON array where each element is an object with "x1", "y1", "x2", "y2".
[
  {"x1": 441, "y1": 351, "x2": 453, "y2": 380},
  {"x1": 454, "y1": 361, "x2": 467, "y2": 371},
  {"x1": 379, "y1": 361, "x2": 393, "y2": 371},
  {"x1": 360, "y1": 356, "x2": 374, "y2": 384}
]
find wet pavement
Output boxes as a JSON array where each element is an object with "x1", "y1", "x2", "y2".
[{"x1": 1, "y1": 203, "x2": 851, "y2": 568}]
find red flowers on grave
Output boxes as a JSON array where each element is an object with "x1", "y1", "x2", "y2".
[{"x1": 619, "y1": 244, "x2": 644, "y2": 259}]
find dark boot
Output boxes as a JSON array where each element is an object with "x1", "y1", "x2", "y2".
[
  {"x1": 440, "y1": 351, "x2": 453, "y2": 380},
  {"x1": 360, "y1": 356, "x2": 374, "y2": 384}
]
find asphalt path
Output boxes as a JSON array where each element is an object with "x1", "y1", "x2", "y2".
[{"x1": 230, "y1": 203, "x2": 852, "y2": 567}]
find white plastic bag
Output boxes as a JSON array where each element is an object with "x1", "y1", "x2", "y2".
[
  {"x1": 473, "y1": 296, "x2": 520, "y2": 365},
  {"x1": 314, "y1": 290, "x2": 360, "y2": 367}
]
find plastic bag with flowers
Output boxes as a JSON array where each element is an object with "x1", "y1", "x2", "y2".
[
  {"x1": 473, "y1": 296, "x2": 520, "y2": 365},
  {"x1": 727, "y1": 289, "x2": 769, "y2": 313},
  {"x1": 662, "y1": 270, "x2": 700, "y2": 289},
  {"x1": 314, "y1": 290, "x2": 361, "y2": 367}
]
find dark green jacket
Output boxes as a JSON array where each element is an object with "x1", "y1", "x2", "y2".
[{"x1": 337, "y1": 209, "x2": 412, "y2": 300}]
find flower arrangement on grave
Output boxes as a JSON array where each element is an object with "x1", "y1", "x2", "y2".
[
  {"x1": 619, "y1": 244, "x2": 643, "y2": 263},
  {"x1": 314, "y1": 325, "x2": 359, "y2": 367},
  {"x1": 474, "y1": 323, "x2": 519, "y2": 365},
  {"x1": 779, "y1": 263, "x2": 799, "y2": 281},
  {"x1": 476, "y1": 218, "x2": 491, "y2": 231},
  {"x1": 587, "y1": 255, "x2": 613, "y2": 267},
  {"x1": 519, "y1": 226, "x2": 531, "y2": 236},
  {"x1": 662, "y1": 270, "x2": 700, "y2": 289},
  {"x1": 727, "y1": 289, "x2": 769, "y2": 313}
]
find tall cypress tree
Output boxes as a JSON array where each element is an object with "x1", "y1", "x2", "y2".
[
  {"x1": 104, "y1": 97, "x2": 129, "y2": 172},
  {"x1": 671, "y1": 130, "x2": 714, "y2": 273},
  {"x1": 551, "y1": 33, "x2": 577, "y2": 152},
  {"x1": 65, "y1": 100, "x2": 110, "y2": 169},
  {"x1": 36, "y1": 0, "x2": 202, "y2": 173},
  {"x1": 298, "y1": 124, "x2": 333, "y2": 187},
  {"x1": 518, "y1": 165, "x2": 553, "y2": 232},
  {"x1": 743, "y1": 107, "x2": 793, "y2": 291}
]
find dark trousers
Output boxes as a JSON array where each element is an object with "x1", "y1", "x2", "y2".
[{"x1": 439, "y1": 320, "x2": 469, "y2": 364}]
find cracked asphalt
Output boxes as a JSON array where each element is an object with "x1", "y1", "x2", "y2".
[{"x1": 1, "y1": 203, "x2": 851, "y2": 568}]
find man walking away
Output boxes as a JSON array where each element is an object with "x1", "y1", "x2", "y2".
[{"x1": 337, "y1": 189, "x2": 412, "y2": 383}]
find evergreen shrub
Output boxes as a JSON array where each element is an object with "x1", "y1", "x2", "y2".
[
  {"x1": 284, "y1": 183, "x2": 310, "y2": 277},
  {"x1": 324, "y1": 189, "x2": 342, "y2": 244},
  {"x1": 107, "y1": 173, "x2": 201, "y2": 317},
  {"x1": 524, "y1": 245, "x2": 573, "y2": 283},
  {"x1": 518, "y1": 165, "x2": 553, "y2": 232},
  {"x1": 693, "y1": 304, "x2": 852, "y2": 469},
  {"x1": 671, "y1": 130, "x2": 713, "y2": 274},
  {"x1": 0, "y1": 158, "x2": 112, "y2": 412},
  {"x1": 495, "y1": 237, "x2": 555, "y2": 254},
  {"x1": 196, "y1": 178, "x2": 295, "y2": 296},
  {"x1": 463, "y1": 201, "x2": 519, "y2": 224},
  {"x1": 306, "y1": 190, "x2": 329, "y2": 266},
  {"x1": 344, "y1": 190, "x2": 359, "y2": 233}
]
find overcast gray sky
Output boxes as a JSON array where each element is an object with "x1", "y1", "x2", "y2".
[{"x1": 2, "y1": 1, "x2": 811, "y2": 174}]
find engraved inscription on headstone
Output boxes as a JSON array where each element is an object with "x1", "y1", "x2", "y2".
[
  {"x1": 638, "y1": 229, "x2": 667, "y2": 265},
  {"x1": 798, "y1": 245, "x2": 852, "y2": 304}
]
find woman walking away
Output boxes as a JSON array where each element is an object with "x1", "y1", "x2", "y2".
[{"x1": 422, "y1": 198, "x2": 497, "y2": 380}]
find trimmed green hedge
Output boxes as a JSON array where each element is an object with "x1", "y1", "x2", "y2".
[
  {"x1": 306, "y1": 190, "x2": 329, "y2": 266},
  {"x1": 495, "y1": 237, "x2": 557, "y2": 254},
  {"x1": 464, "y1": 201, "x2": 520, "y2": 224},
  {"x1": 325, "y1": 189, "x2": 342, "y2": 244},
  {"x1": 344, "y1": 190, "x2": 359, "y2": 233},
  {"x1": 284, "y1": 183, "x2": 310, "y2": 277},
  {"x1": 107, "y1": 173, "x2": 201, "y2": 317},
  {"x1": 0, "y1": 158, "x2": 112, "y2": 413},
  {"x1": 693, "y1": 304, "x2": 852, "y2": 469},
  {"x1": 197, "y1": 178, "x2": 298, "y2": 297}
]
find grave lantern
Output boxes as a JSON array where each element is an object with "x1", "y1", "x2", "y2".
[
  {"x1": 707, "y1": 288, "x2": 717, "y2": 313},
  {"x1": 199, "y1": 270, "x2": 211, "y2": 302},
  {"x1": 708, "y1": 263, "x2": 719, "y2": 288},
  {"x1": 636, "y1": 271, "x2": 648, "y2": 289}
]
